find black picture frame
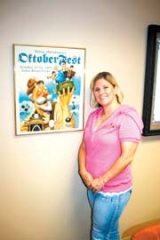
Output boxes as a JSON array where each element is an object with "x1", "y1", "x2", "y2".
[{"x1": 142, "y1": 24, "x2": 160, "y2": 136}]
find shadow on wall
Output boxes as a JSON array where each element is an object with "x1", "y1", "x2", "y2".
[{"x1": 70, "y1": 158, "x2": 91, "y2": 240}]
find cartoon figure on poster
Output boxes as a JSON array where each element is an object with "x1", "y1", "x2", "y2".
[{"x1": 20, "y1": 60, "x2": 79, "y2": 133}]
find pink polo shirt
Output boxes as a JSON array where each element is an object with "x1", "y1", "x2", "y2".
[{"x1": 84, "y1": 105, "x2": 143, "y2": 193}]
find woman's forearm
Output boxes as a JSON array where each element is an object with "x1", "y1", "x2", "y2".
[
  {"x1": 78, "y1": 140, "x2": 86, "y2": 174},
  {"x1": 78, "y1": 140, "x2": 94, "y2": 187},
  {"x1": 101, "y1": 142, "x2": 139, "y2": 184}
]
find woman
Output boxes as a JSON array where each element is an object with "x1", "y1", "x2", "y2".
[{"x1": 78, "y1": 72, "x2": 143, "y2": 240}]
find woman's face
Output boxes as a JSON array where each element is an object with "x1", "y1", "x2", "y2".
[{"x1": 93, "y1": 78, "x2": 116, "y2": 106}]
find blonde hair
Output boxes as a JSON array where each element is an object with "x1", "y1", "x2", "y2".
[{"x1": 90, "y1": 72, "x2": 124, "y2": 108}]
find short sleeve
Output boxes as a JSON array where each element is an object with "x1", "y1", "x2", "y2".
[{"x1": 119, "y1": 114, "x2": 143, "y2": 142}]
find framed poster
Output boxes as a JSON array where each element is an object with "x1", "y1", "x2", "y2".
[
  {"x1": 13, "y1": 44, "x2": 86, "y2": 135},
  {"x1": 142, "y1": 25, "x2": 160, "y2": 136}
]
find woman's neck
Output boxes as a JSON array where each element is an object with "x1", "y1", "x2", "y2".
[
  {"x1": 96, "y1": 102, "x2": 121, "y2": 128},
  {"x1": 101, "y1": 102, "x2": 121, "y2": 119}
]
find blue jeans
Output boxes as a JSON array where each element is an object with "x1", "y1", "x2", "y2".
[{"x1": 87, "y1": 189, "x2": 132, "y2": 240}]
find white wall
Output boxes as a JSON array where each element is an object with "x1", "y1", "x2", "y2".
[{"x1": 0, "y1": 0, "x2": 160, "y2": 239}]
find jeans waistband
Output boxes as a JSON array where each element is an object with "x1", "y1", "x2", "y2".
[{"x1": 98, "y1": 188, "x2": 132, "y2": 197}]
